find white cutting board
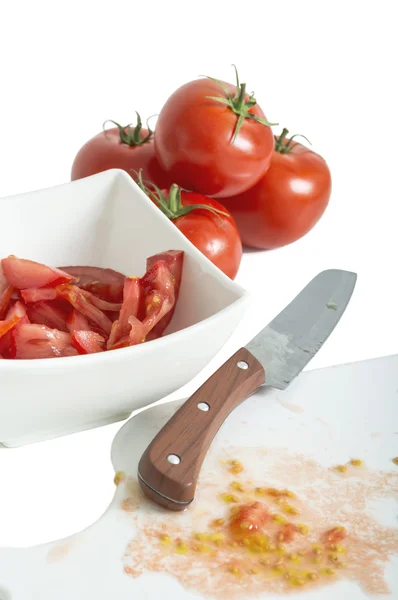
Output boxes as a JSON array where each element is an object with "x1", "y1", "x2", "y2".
[{"x1": 0, "y1": 354, "x2": 397, "y2": 600}]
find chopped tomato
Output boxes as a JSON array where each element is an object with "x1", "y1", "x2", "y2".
[
  {"x1": 59, "y1": 266, "x2": 125, "y2": 303},
  {"x1": 109, "y1": 315, "x2": 145, "y2": 350},
  {"x1": 146, "y1": 250, "x2": 183, "y2": 337},
  {"x1": 0, "y1": 285, "x2": 14, "y2": 319},
  {"x1": 79, "y1": 289, "x2": 121, "y2": 312},
  {"x1": 66, "y1": 309, "x2": 90, "y2": 333},
  {"x1": 57, "y1": 284, "x2": 112, "y2": 336},
  {"x1": 1, "y1": 256, "x2": 73, "y2": 290},
  {"x1": 6, "y1": 301, "x2": 30, "y2": 324},
  {"x1": 12, "y1": 324, "x2": 78, "y2": 359},
  {"x1": 109, "y1": 277, "x2": 143, "y2": 344},
  {"x1": 142, "y1": 260, "x2": 175, "y2": 338},
  {"x1": 323, "y1": 526, "x2": 346, "y2": 546},
  {"x1": 0, "y1": 315, "x2": 20, "y2": 339},
  {"x1": 0, "y1": 251, "x2": 184, "y2": 359},
  {"x1": 26, "y1": 301, "x2": 68, "y2": 332},
  {"x1": 21, "y1": 287, "x2": 58, "y2": 303},
  {"x1": 71, "y1": 330, "x2": 105, "y2": 354},
  {"x1": 229, "y1": 502, "x2": 271, "y2": 538}
]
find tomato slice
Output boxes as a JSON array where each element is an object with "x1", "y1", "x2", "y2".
[
  {"x1": 26, "y1": 301, "x2": 69, "y2": 332},
  {"x1": 0, "y1": 285, "x2": 15, "y2": 319},
  {"x1": 71, "y1": 330, "x2": 105, "y2": 354},
  {"x1": 6, "y1": 300, "x2": 30, "y2": 324},
  {"x1": 66, "y1": 309, "x2": 91, "y2": 333},
  {"x1": 229, "y1": 502, "x2": 271, "y2": 539},
  {"x1": 0, "y1": 315, "x2": 20, "y2": 339},
  {"x1": 1, "y1": 256, "x2": 73, "y2": 290},
  {"x1": 79, "y1": 289, "x2": 121, "y2": 312},
  {"x1": 12, "y1": 324, "x2": 78, "y2": 359},
  {"x1": 59, "y1": 266, "x2": 125, "y2": 303},
  {"x1": 21, "y1": 287, "x2": 58, "y2": 303},
  {"x1": 146, "y1": 251, "x2": 183, "y2": 337},
  {"x1": 57, "y1": 284, "x2": 112, "y2": 336},
  {"x1": 108, "y1": 277, "x2": 143, "y2": 345},
  {"x1": 141, "y1": 260, "x2": 176, "y2": 338}
]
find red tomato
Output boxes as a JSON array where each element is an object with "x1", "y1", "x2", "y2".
[
  {"x1": 146, "y1": 250, "x2": 184, "y2": 337},
  {"x1": 12, "y1": 324, "x2": 78, "y2": 359},
  {"x1": 141, "y1": 260, "x2": 176, "y2": 337},
  {"x1": 108, "y1": 277, "x2": 143, "y2": 345},
  {"x1": 71, "y1": 115, "x2": 172, "y2": 188},
  {"x1": 71, "y1": 330, "x2": 105, "y2": 354},
  {"x1": 57, "y1": 284, "x2": 112, "y2": 336},
  {"x1": 221, "y1": 128, "x2": 332, "y2": 249},
  {"x1": 108, "y1": 316, "x2": 145, "y2": 350},
  {"x1": 0, "y1": 315, "x2": 20, "y2": 340},
  {"x1": 21, "y1": 287, "x2": 58, "y2": 303},
  {"x1": 229, "y1": 502, "x2": 271, "y2": 538},
  {"x1": 26, "y1": 301, "x2": 69, "y2": 332},
  {"x1": 1, "y1": 256, "x2": 73, "y2": 290},
  {"x1": 60, "y1": 266, "x2": 125, "y2": 303},
  {"x1": 0, "y1": 285, "x2": 14, "y2": 319},
  {"x1": 66, "y1": 309, "x2": 90, "y2": 333},
  {"x1": 154, "y1": 68, "x2": 275, "y2": 198},
  {"x1": 7, "y1": 300, "x2": 30, "y2": 324},
  {"x1": 140, "y1": 180, "x2": 242, "y2": 279}
]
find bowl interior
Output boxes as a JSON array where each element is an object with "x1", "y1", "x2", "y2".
[{"x1": 0, "y1": 169, "x2": 246, "y2": 333}]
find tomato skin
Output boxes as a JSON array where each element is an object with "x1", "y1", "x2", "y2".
[
  {"x1": 155, "y1": 78, "x2": 274, "y2": 198},
  {"x1": 222, "y1": 141, "x2": 331, "y2": 249},
  {"x1": 165, "y1": 191, "x2": 242, "y2": 280},
  {"x1": 71, "y1": 127, "x2": 172, "y2": 188}
]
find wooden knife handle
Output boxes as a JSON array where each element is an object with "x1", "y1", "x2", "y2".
[{"x1": 138, "y1": 348, "x2": 265, "y2": 510}]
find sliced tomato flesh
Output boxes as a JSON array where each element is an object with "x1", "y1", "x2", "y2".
[
  {"x1": 0, "y1": 285, "x2": 15, "y2": 319},
  {"x1": 71, "y1": 330, "x2": 105, "y2": 354},
  {"x1": 0, "y1": 315, "x2": 20, "y2": 339},
  {"x1": 141, "y1": 260, "x2": 176, "y2": 338},
  {"x1": 57, "y1": 284, "x2": 112, "y2": 336},
  {"x1": 66, "y1": 309, "x2": 91, "y2": 333},
  {"x1": 144, "y1": 253, "x2": 183, "y2": 337},
  {"x1": 6, "y1": 300, "x2": 30, "y2": 324},
  {"x1": 12, "y1": 324, "x2": 78, "y2": 359},
  {"x1": 59, "y1": 266, "x2": 125, "y2": 303},
  {"x1": 79, "y1": 289, "x2": 121, "y2": 312},
  {"x1": 1, "y1": 256, "x2": 73, "y2": 290},
  {"x1": 26, "y1": 301, "x2": 68, "y2": 332},
  {"x1": 110, "y1": 277, "x2": 143, "y2": 344},
  {"x1": 21, "y1": 287, "x2": 58, "y2": 303}
]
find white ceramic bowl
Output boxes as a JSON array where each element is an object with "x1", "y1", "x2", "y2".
[{"x1": 0, "y1": 169, "x2": 249, "y2": 447}]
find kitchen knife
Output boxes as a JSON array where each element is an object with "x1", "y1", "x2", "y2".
[{"x1": 138, "y1": 269, "x2": 357, "y2": 511}]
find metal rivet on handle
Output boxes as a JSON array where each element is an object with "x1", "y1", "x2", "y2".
[
  {"x1": 237, "y1": 360, "x2": 249, "y2": 370},
  {"x1": 167, "y1": 454, "x2": 181, "y2": 465},
  {"x1": 197, "y1": 402, "x2": 210, "y2": 411}
]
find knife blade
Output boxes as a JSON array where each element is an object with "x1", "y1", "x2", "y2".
[{"x1": 138, "y1": 269, "x2": 357, "y2": 511}]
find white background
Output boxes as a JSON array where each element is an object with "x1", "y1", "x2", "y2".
[{"x1": 0, "y1": 0, "x2": 397, "y2": 555}]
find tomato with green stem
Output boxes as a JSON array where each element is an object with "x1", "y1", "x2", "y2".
[
  {"x1": 154, "y1": 66, "x2": 276, "y2": 198},
  {"x1": 71, "y1": 113, "x2": 172, "y2": 188},
  {"x1": 138, "y1": 174, "x2": 242, "y2": 279},
  {"x1": 222, "y1": 128, "x2": 332, "y2": 249}
]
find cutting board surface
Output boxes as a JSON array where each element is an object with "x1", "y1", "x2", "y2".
[{"x1": 0, "y1": 355, "x2": 397, "y2": 600}]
